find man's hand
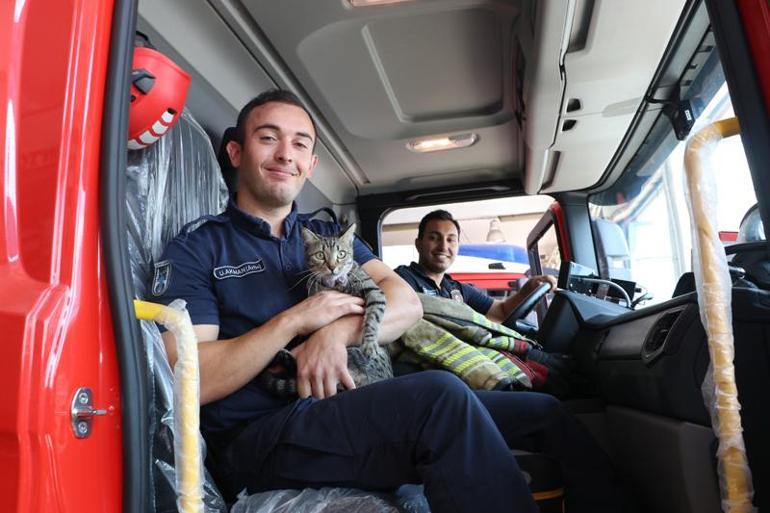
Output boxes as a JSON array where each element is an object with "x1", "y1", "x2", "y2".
[
  {"x1": 282, "y1": 290, "x2": 365, "y2": 336},
  {"x1": 517, "y1": 274, "x2": 556, "y2": 298},
  {"x1": 487, "y1": 274, "x2": 557, "y2": 323},
  {"x1": 292, "y1": 320, "x2": 359, "y2": 399}
]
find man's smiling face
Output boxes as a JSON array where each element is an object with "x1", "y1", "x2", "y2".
[
  {"x1": 416, "y1": 219, "x2": 459, "y2": 274},
  {"x1": 228, "y1": 101, "x2": 318, "y2": 209}
]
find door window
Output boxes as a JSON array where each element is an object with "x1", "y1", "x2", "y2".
[{"x1": 589, "y1": 82, "x2": 758, "y2": 305}]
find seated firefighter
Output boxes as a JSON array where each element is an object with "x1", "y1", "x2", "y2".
[
  {"x1": 393, "y1": 209, "x2": 574, "y2": 394},
  {"x1": 395, "y1": 209, "x2": 555, "y2": 321},
  {"x1": 153, "y1": 89, "x2": 623, "y2": 513}
]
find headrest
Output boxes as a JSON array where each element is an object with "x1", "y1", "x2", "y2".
[
  {"x1": 738, "y1": 204, "x2": 764, "y2": 242},
  {"x1": 217, "y1": 126, "x2": 238, "y2": 193},
  {"x1": 594, "y1": 219, "x2": 630, "y2": 258}
]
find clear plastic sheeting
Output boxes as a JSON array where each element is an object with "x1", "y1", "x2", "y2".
[
  {"x1": 126, "y1": 109, "x2": 228, "y2": 513},
  {"x1": 168, "y1": 299, "x2": 205, "y2": 513},
  {"x1": 135, "y1": 299, "x2": 205, "y2": 513},
  {"x1": 230, "y1": 485, "x2": 431, "y2": 513},
  {"x1": 683, "y1": 117, "x2": 756, "y2": 513},
  {"x1": 231, "y1": 488, "x2": 400, "y2": 513},
  {"x1": 127, "y1": 108, "x2": 229, "y2": 282}
]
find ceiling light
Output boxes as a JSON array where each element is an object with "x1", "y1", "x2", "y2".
[
  {"x1": 348, "y1": 0, "x2": 413, "y2": 6},
  {"x1": 407, "y1": 133, "x2": 479, "y2": 153}
]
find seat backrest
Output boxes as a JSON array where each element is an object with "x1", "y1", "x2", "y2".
[
  {"x1": 594, "y1": 219, "x2": 632, "y2": 280},
  {"x1": 216, "y1": 126, "x2": 238, "y2": 195},
  {"x1": 126, "y1": 109, "x2": 228, "y2": 513}
]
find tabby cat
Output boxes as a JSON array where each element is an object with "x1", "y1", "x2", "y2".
[{"x1": 256, "y1": 223, "x2": 393, "y2": 397}]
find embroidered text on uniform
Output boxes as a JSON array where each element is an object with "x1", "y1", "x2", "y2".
[{"x1": 213, "y1": 260, "x2": 265, "y2": 280}]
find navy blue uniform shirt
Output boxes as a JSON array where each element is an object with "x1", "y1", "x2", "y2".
[
  {"x1": 394, "y1": 262, "x2": 494, "y2": 314},
  {"x1": 152, "y1": 199, "x2": 376, "y2": 442}
]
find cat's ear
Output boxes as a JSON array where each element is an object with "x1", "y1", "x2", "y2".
[
  {"x1": 340, "y1": 223, "x2": 357, "y2": 245},
  {"x1": 301, "y1": 226, "x2": 321, "y2": 244}
]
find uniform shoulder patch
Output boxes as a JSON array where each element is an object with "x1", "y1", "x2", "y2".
[{"x1": 151, "y1": 260, "x2": 172, "y2": 296}]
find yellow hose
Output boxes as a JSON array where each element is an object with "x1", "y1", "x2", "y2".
[
  {"x1": 134, "y1": 299, "x2": 203, "y2": 513},
  {"x1": 683, "y1": 117, "x2": 755, "y2": 513}
]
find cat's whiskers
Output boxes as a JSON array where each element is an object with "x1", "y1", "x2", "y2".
[
  {"x1": 288, "y1": 269, "x2": 316, "y2": 291},
  {"x1": 305, "y1": 272, "x2": 324, "y2": 293}
]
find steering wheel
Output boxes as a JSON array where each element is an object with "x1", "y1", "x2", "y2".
[{"x1": 501, "y1": 282, "x2": 552, "y2": 328}]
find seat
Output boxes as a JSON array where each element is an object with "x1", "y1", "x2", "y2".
[
  {"x1": 594, "y1": 218, "x2": 632, "y2": 281},
  {"x1": 126, "y1": 108, "x2": 229, "y2": 513},
  {"x1": 127, "y1": 109, "x2": 405, "y2": 512},
  {"x1": 216, "y1": 126, "x2": 238, "y2": 194}
]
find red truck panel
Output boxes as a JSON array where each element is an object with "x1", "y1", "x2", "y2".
[{"x1": 0, "y1": 1, "x2": 122, "y2": 512}]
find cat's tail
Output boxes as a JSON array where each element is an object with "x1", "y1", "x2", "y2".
[{"x1": 255, "y1": 349, "x2": 299, "y2": 398}]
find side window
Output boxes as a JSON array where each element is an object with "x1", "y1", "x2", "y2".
[
  {"x1": 526, "y1": 207, "x2": 565, "y2": 280},
  {"x1": 535, "y1": 223, "x2": 562, "y2": 278},
  {"x1": 589, "y1": 83, "x2": 758, "y2": 305},
  {"x1": 526, "y1": 208, "x2": 566, "y2": 323}
]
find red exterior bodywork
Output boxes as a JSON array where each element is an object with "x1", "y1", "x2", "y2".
[
  {"x1": 737, "y1": 0, "x2": 770, "y2": 112},
  {"x1": 549, "y1": 202, "x2": 572, "y2": 264},
  {"x1": 451, "y1": 272, "x2": 526, "y2": 291},
  {"x1": 0, "y1": 1, "x2": 122, "y2": 513}
]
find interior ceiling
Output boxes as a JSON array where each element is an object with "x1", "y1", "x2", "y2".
[
  {"x1": 240, "y1": 0, "x2": 526, "y2": 195},
  {"x1": 145, "y1": 0, "x2": 687, "y2": 200}
]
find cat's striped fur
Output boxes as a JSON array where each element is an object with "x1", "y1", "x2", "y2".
[{"x1": 256, "y1": 224, "x2": 392, "y2": 397}]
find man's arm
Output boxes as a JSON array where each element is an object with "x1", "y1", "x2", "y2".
[
  {"x1": 292, "y1": 259, "x2": 423, "y2": 399},
  {"x1": 364, "y1": 258, "x2": 423, "y2": 342},
  {"x1": 485, "y1": 275, "x2": 556, "y2": 323},
  {"x1": 161, "y1": 291, "x2": 365, "y2": 405}
]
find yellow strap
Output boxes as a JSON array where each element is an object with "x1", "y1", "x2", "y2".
[{"x1": 134, "y1": 299, "x2": 167, "y2": 321}]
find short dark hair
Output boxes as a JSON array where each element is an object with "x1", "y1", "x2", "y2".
[
  {"x1": 417, "y1": 210, "x2": 461, "y2": 239},
  {"x1": 234, "y1": 89, "x2": 317, "y2": 148}
]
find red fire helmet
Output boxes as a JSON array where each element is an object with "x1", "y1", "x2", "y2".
[{"x1": 128, "y1": 46, "x2": 191, "y2": 150}]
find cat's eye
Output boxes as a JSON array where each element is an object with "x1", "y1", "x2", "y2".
[
  {"x1": 337, "y1": 250, "x2": 347, "y2": 260},
  {"x1": 313, "y1": 251, "x2": 325, "y2": 261}
]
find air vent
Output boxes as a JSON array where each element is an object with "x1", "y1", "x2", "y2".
[
  {"x1": 642, "y1": 309, "x2": 682, "y2": 363},
  {"x1": 566, "y1": 98, "x2": 582, "y2": 113},
  {"x1": 562, "y1": 119, "x2": 577, "y2": 131}
]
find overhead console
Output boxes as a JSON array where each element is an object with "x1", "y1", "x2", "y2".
[{"x1": 522, "y1": 0, "x2": 687, "y2": 194}]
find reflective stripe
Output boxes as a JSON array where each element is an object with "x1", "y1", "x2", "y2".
[{"x1": 420, "y1": 332, "x2": 454, "y2": 355}]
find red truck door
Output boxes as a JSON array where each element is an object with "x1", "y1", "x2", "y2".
[{"x1": 0, "y1": 1, "x2": 123, "y2": 512}]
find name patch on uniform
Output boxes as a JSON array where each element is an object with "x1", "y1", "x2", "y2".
[
  {"x1": 152, "y1": 260, "x2": 171, "y2": 296},
  {"x1": 213, "y1": 260, "x2": 265, "y2": 280},
  {"x1": 421, "y1": 287, "x2": 438, "y2": 296}
]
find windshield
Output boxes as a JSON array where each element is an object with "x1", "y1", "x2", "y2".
[{"x1": 589, "y1": 81, "x2": 759, "y2": 306}]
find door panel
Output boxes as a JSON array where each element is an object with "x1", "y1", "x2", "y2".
[{"x1": 0, "y1": 1, "x2": 122, "y2": 512}]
